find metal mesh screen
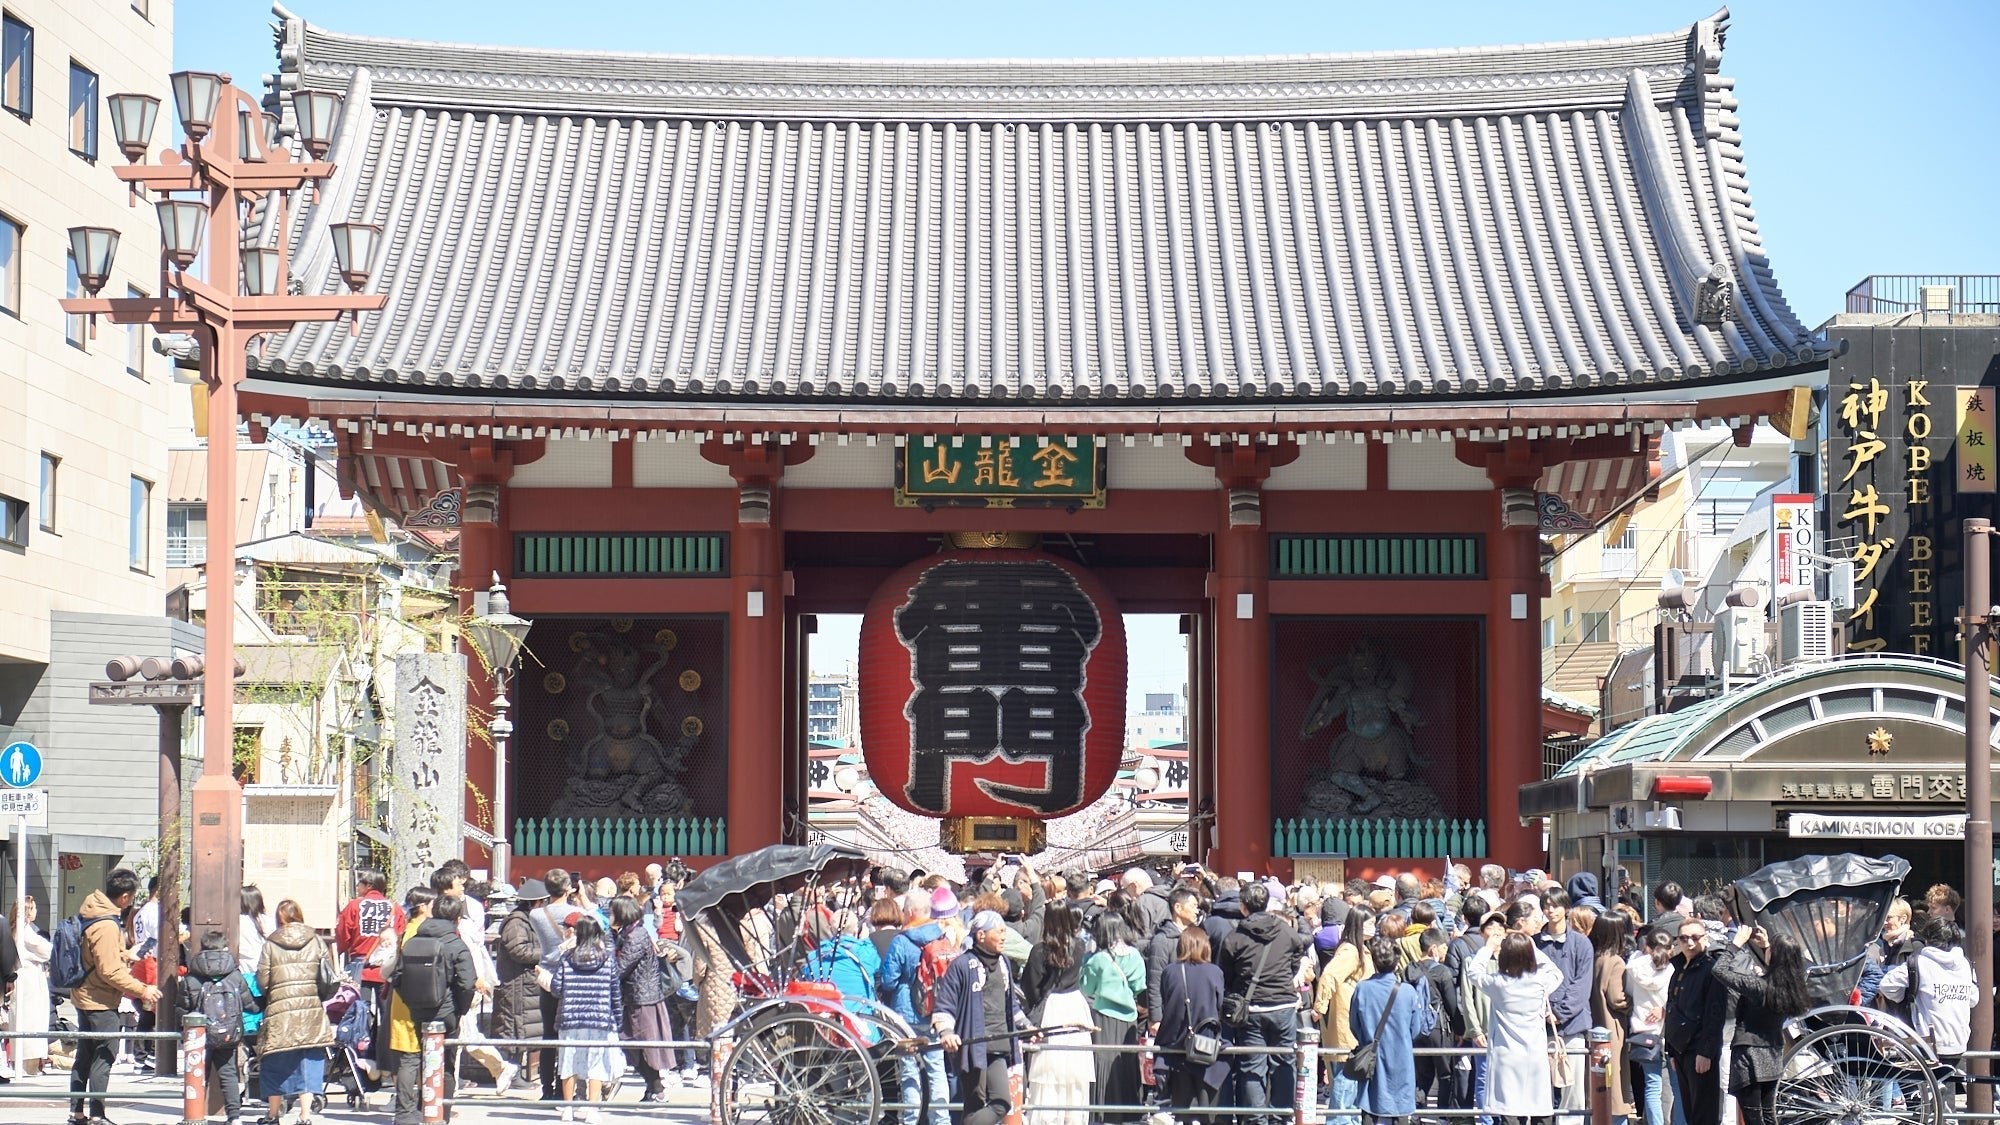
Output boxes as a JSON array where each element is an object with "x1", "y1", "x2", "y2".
[
  {"x1": 1269, "y1": 617, "x2": 1484, "y2": 821},
  {"x1": 513, "y1": 615, "x2": 729, "y2": 823}
]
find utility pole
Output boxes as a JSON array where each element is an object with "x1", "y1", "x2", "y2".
[{"x1": 1963, "y1": 517, "x2": 1994, "y2": 1115}]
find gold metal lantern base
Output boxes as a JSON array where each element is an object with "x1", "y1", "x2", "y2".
[{"x1": 941, "y1": 816, "x2": 1047, "y2": 855}]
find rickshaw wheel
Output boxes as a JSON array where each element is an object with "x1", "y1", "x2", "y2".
[
  {"x1": 1778, "y1": 1021, "x2": 1945, "y2": 1125},
  {"x1": 724, "y1": 1013, "x2": 882, "y2": 1125}
]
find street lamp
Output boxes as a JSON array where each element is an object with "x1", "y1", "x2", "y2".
[
  {"x1": 60, "y1": 73, "x2": 384, "y2": 949},
  {"x1": 465, "y1": 573, "x2": 532, "y2": 884}
]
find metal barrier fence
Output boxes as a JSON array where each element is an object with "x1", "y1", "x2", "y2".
[
  {"x1": 422, "y1": 1024, "x2": 1596, "y2": 1123},
  {"x1": 0, "y1": 1024, "x2": 186, "y2": 1108}
]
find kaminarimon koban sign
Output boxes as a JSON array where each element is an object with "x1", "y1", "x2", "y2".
[{"x1": 858, "y1": 543, "x2": 1126, "y2": 852}]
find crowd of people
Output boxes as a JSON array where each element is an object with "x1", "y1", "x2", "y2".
[{"x1": 7, "y1": 857, "x2": 1983, "y2": 1125}]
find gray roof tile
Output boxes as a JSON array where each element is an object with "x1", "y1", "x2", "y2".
[{"x1": 256, "y1": 6, "x2": 1826, "y2": 405}]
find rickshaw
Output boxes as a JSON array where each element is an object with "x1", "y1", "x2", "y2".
[
  {"x1": 678, "y1": 843, "x2": 933, "y2": 1125},
  {"x1": 1731, "y1": 854, "x2": 1951, "y2": 1125}
]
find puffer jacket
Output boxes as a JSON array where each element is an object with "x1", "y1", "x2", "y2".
[
  {"x1": 491, "y1": 908, "x2": 544, "y2": 1041},
  {"x1": 256, "y1": 922, "x2": 335, "y2": 1054},
  {"x1": 614, "y1": 922, "x2": 666, "y2": 1009},
  {"x1": 553, "y1": 943, "x2": 624, "y2": 1033}
]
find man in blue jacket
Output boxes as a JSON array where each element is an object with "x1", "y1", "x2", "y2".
[
  {"x1": 933, "y1": 912, "x2": 1025, "y2": 1125},
  {"x1": 880, "y1": 889, "x2": 951, "y2": 1125},
  {"x1": 1534, "y1": 887, "x2": 1595, "y2": 1115}
]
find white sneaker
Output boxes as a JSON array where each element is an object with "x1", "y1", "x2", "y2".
[
  {"x1": 579, "y1": 1107, "x2": 601, "y2": 1124},
  {"x1": 495, "y1": 1062, "x2": 519, "y2": 1093},
  {"x1": 557, "y1": 1109, "x2": 574, "y2": 1123}
]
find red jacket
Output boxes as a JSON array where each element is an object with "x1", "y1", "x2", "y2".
[{"x1": 335, "y1": 891, "x2": 405, "y2": 984}]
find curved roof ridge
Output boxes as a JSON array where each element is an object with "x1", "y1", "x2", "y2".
[{"x1": 275, "y1": 7, "x2": 1706, "y2": 74}]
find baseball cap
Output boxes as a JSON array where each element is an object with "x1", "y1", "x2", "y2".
[{"x1": 1372, "y1": 874, "x2": 1397, "y2": 890}]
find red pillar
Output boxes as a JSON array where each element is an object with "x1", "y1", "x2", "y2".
[
  {"x1": 1484, "y1": 471, "x2": 1546, "y2": 869},
  {"x1": 727, "y1": 466, "x2": 787, "y2": 854},
  {"x1": 457, "y1": 476, "x2": 508, "y2": 868},
  {"x1": 1203, "y1": 445, "x2": 1288, "y2": 876}
]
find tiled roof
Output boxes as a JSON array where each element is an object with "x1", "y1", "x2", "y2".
[{"x1": 254, "y1": 5, "x2": 1826, "y2": 406}]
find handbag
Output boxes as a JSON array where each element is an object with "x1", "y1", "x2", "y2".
[
  {"x1": 1628, "y1": 1031, "x2": 1663, "y2": 1063},
  {"x1": 1341, "y1": 981, "x2": 1404, "y2": 1083},
  {"x1": 316, "y1": 945, "x2": 343, "y2": 1000},
  {"x1": 1547, "y1": 1005, "x2": 1572, "y2": 1086},
  {"x1": 1180, "y1": 965, "x2": 1225, "y2": 1067},
  {"x1": 1221, "y1": 937, "x2": 1282, "y2": 1028}
]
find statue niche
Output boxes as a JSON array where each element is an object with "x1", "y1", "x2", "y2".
[
  {"x1": 547, "y1": 626, "x2": 696, "y2": 818},
  {"x1": 1295, "y1": 637, "x2": 1445, "y2": 820}
]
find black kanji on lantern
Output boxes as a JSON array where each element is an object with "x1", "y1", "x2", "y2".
[{"x1": 895, "y1": 559, "x2": 1102, "y2": 814}]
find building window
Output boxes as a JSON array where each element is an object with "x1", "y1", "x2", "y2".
[
  {"x1": 128, "y1": 475, "x2": 150, "y2": 570},
  {"x1": 0, "y1": 493, "x2": 25, "y2": 547},
  {"x1": 64, "y1": 250, "x2": 84, "y2": 348},
  {"x1": 0, "y1": 213, "x2": 19, "y2": 317},
  {"x1": 1, "y1": 14, "x2": 30, "y2": 120},
  {"x1": 1542, "y1": 617, "x2": 1555, "y2": 649},
  {"x1": 166, "y1": 503, "x2": 206, "y2": 567},
  {"x1": 232, "y1": 727, "x2": 261, "y2": 784},
  {"x1": 1607, "y1": 526, "x2": 1636, "y2": 551},
  {"x1": 67, "y1": 61, "x2": 96, "y2": 159},
  {"x1": 37, "y1": 452, "x2": 55, "y2": 531},
  {"x1": 126, "y1": 285, "x2": 146, "y2": 375},
  {"x1": 1581, "y1": 611, "x2": 1611, "y2": 643}
]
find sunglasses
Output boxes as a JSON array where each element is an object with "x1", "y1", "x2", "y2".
[{"x1": 1678, "y1": 935, "x2": 1703, "y2": 944}]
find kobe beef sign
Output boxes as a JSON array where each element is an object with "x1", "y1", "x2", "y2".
[{"x1": 895, "y1": 436, "x2": 1105, "y2": 509}]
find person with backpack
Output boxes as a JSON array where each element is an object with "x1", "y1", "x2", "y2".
[
  {"x1": 389, "y1": 889, "x2": 479, "y2": 1125},
  {"x1": 180, "y1": 930, "x2": 250, "y2": 1125},
  {"x1": 63, "y1": 867, "x2": 159, "y2": 1125},
  {"x1": 878, "y1": 888, "x2": 952, "y2": 1125},
  {"x1": 1407, "y1": 927, "x2": 1462, "y2": 1113}
]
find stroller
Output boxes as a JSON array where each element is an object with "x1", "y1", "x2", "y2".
[{"x1": 317, "y1": 980, "x2": 374, "y2": 1110}]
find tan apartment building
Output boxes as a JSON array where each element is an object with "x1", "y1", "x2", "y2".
[
  {"x1": 1542, "y1": 424, "x2": 1799, "y2": 733},
  {"x1": 0, "y1": 0, "x2": 184, "y2": 902}
]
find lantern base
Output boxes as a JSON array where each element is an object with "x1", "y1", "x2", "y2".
[{"x1": 941, "y1": 816, "x2": 1047, "y2": 855}]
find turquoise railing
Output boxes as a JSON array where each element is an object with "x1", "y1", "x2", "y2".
[
  {"x1": 513, "y1": 816, "x2": 727, "y2": 857},
  {"x1": 1271, "y1": 817, "x2": 1487, "y2": 859}
]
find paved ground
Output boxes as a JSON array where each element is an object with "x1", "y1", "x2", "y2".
[{"x1": 0, "y1": 1063, "x2": 716, "y2": 1123}]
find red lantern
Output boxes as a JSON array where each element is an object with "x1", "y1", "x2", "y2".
[{"x1": 859, "y1": 548, "x2": 1127, "y2": 820}]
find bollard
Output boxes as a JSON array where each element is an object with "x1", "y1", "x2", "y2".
[
  {"x1": 1295, "y1": 1022, "x2": 1321, "y2": 1125},
  {"x1": 180, "y1": 1014, "x2": 208, "y2": 1125},
  {"x1": 709, "y1": 1033, "x2": 734, "y2": 1125},
  {"x1": 1004, "y1": 1062, "x2": 1025, "y2": 1125},
  {"x1": 420, "y1": 1021, "x2": 447, "y2": 1124}
]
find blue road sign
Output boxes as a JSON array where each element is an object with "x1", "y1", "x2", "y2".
[{"x1": 0, "y1": 742, "x2": 42, "y2": 789}]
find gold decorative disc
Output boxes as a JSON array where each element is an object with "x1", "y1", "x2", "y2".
[
  {"x1": 543, "y1": 672, "x2": 567, "y2": 695},
  {"x1": 679, "y1": 669, "x2": 702, "y2": 692},
  {"x1": 681, "y1": 716, "x2": 705, "y2": 738},
  {"x1": 612, "y1": 619, "x2": 634, "y2": 633},
  {"x1": 568, "y1": 632, "x2": 590, "y2": 652},
  {"x1": 547, "y1": 719, "x2": 571, "y2": 742},
  {"x1": 654, "y1": 628, "x2": 679, "y2": 650}
]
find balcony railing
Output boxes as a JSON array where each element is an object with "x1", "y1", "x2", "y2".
[
  {"x1": 166, "y1": 538, "x2": 206, "y2": 567},
  {"x1": 1846, "y1": 274, "x2": 2000, "y2": 315}
]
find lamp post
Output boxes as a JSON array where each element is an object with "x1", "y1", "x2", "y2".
[
  {"x1": 465, "y1": 573, "x2": 532, "y2": 884},
  {"x1": 60, "y1": 73, "x2": 385, "y2": 946}
]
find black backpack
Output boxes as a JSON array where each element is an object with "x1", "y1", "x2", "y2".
[
  {"x1": 191, "y1": 976, "x2": 244, "y2": 1047},
  {"x1": 393, "y1": 931, "x2": 450, "y2": 1012}
]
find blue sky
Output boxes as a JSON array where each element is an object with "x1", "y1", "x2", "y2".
[{"x1": 173, "y1": 0, "x2": 1999, "y2": 700}]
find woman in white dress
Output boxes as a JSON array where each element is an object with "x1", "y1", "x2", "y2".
[
  {"x1": 10, "y1": 897, "x2": 50, "y2": 1074},
  {"x1": 1467, "y1": 930, "x2": 1565, "y2": 1125},
  {"x1": 1019, "y1": 904, "x2": 1092, "y2": 1125}
]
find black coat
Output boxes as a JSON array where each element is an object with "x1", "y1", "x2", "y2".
[
  {"x1": 1020, "y1": 939, "x2": 1083, "y2": 1020},
  {"x1": 1202, "y1": 895, "x2": 1247, "y2": 951},
  {"x1": 615, "y1": 922, "x2": 666, "y2": 1009},
  {"x1": 1710, "y1": 945, "x2": 1795, "y2": 1088},
  {"x1": 1219, "y1": 912, "x2": 1308, "y2": 1009},
  {"x1": 1142, "y1": 919, "x2": 1183, "y2": 1016},
  {"x1": 1664, "y1": 948, "x2": 1726, "y2": 1061},
  {"x1": 1156, "y1": 960, "x2": 1229, "y2": 1090},
  {"x1": 492, "y1": 909, "x2": 545, "y2": 1041}
]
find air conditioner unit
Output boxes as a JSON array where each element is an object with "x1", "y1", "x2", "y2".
[
  {"x1": 1643, "y1": 806, "x2": 1684, "y2": 831},
  {"x1": 1779, "y1": 601, "x2": 1835, "y2": 664}
]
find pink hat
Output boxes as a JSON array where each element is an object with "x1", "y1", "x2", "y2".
[{"x1": 931, "y1": 886, "x2": 961, "y2": 920}]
